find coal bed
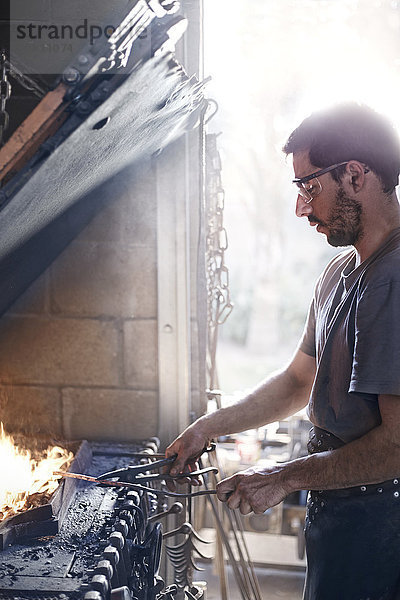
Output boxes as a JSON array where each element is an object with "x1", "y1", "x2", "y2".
[{"x1": 0, "y1": 440, "x2": 173, "y2": 600}]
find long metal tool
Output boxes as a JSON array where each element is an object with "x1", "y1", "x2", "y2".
[
  {"x1": 54, "y1": 471, "x2": 218, "y2": 498},
  {"x1": 198, "y1": 459, "x2": 250, "y2": 600},
  {"x1": 98, "y1": 466, "x2": 218, "y2": 484},
  {"x1": 97, "y1": 442, "x2": 216, "y2": 464},
  {"x1": 200, "y1": 453, "x2": 263, "y2": 600}
]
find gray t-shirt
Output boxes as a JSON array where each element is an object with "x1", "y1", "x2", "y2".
[{"x1": 301, "y1": 228, "x2": 400, "y2": 443}]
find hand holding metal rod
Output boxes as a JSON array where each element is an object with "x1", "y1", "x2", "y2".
[
  {"x1": 96, "y1": 443, "x2": 216, "y2": 482},
  {"x1": 164, "y1": 436, "x2": 217, "y2": 491},
  {"x1": 107, "y1": 442, "x2": 216, "y2": 461},
  {"x1": 54, "y1": 442, "x2": 218, "y2": 497},
  {"x1": 101, "y1": 465, "x2": 218, "y2": 484}
]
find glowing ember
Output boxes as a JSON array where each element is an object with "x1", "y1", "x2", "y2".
[{"x1": 0, "y1": 423, "x2": 74, "y2": 522}]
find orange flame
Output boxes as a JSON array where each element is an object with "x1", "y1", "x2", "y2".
[{"x1": 0, "y1": 422, "x2": 74, "y2": 522}]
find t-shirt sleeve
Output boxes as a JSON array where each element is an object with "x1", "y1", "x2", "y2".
[
  {"x1": 299, "y1": 298, "x2": 316, "y2": 358},
  {"x1": 350, "y1": 280, "x2": 400, "y2": 396}
]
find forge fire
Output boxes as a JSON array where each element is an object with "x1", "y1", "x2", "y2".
[{"x1": 0, "y1": 423, "x2": 74, "y2": 522}]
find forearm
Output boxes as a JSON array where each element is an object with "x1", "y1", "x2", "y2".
[
  {"x1": 166, "y1": 349, "x2": 315, "y2": 475},
  {"x1": 285, "y1": 423, "x2": 400, "y2": 493},
  {"x1": 194, "y1": 367, "x2": 310, "y2": 439}
]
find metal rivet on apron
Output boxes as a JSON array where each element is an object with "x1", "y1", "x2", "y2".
[
  {"x1": 394, "y1": 492, "x2": 399, "y2": 498},
  {"x1": 377, "y1": 488, "x2": 383, "y2": 493},
  {"x1": 394, "y1": 479, "x2": 399, "y2": 485},
  {"x1": 360, "y1": 486, "x2": 367, "y2": 492}
]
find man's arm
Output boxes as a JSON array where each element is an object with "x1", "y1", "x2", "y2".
[
  {"x1": 217, "y1": 393, "x2": 400, "y2": 514},
  {"x1": 165, "y1": 348, "x2": 315, "y2": 475}
]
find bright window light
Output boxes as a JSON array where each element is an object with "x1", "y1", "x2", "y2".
[{"x1": 204, "y1": 0, "x2": 400, "y2": 393}]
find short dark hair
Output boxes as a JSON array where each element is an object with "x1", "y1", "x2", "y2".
[{"x1": 283, "y1": 103, "x2": 400, "y2": 193}]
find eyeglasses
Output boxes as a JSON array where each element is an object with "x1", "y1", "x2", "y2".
[{"x1": 292, "y1": 161, "x2": 350, "y2": 203}]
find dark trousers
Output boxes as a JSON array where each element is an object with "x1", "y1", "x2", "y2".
[{"x1": 303, "y1": 485, "x2": 400, "y2": 600}]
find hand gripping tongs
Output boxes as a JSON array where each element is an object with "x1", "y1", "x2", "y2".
[{"x1": 54, "y1": 443, "x2": 218, "y2": 498}]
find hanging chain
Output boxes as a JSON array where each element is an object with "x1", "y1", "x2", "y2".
[
  {"x1": 205, "y1": 133, "x2": 233, "y2": 390},
  {"x1": 0, "y1": 50, "x2": 12, "y2": 148},
  {"x1": 204, "y1": 135, "x2": 264, "y2": 600}
]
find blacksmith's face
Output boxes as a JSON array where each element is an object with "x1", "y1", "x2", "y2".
[{"x1": 293, "y1": 150, "x2": 364, "y2": 247}]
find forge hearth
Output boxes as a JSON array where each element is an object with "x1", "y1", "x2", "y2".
[
  {"x1": 0, "y1": 440, "x2": 171, "y2": 600},
  {"x1": 0, "y1": 439, "x2": 91, "y2": 550}
]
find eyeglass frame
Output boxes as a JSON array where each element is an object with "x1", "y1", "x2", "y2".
[{"x1": 292, "y1": 161, "x2": 370, "y2": 203}]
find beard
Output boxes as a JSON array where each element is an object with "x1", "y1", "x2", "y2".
[{"x1": 310, "y1": 187, "x2": 364, "y2": 247}]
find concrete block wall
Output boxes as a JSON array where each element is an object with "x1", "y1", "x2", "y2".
[
  {"x1": 0, "y1": 1, "x2": 206, "y2": 445},
  {"x1": 0, "y1": 161, "x2": 161, "y2": 442}
]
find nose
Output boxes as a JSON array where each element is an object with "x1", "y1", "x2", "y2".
[{"x1": 295, "y1": 194, "x2": 313, "y2": 218}]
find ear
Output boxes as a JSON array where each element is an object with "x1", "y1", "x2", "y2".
[{"x1": 344, "y1": 160, "x2": 367, "y2": 193}]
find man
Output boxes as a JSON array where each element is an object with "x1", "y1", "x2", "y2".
[{"x1": 166, "y1": 103, "x2": 400, "y2": 599}]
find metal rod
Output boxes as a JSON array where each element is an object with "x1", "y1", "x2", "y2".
[
  {"x1": 233, "y1": 510, "x2": 263, "y2": 600},
  {"x1": 198, "y1": 461, "x2": 250, "y2": 599},
  {"x1": 54, "y1": 471, "x2": 217, "y2": 498},
  {"x1": 213, "y1": 454, "x2": 262, "y2": 600},
  {"x1": 201, "y1": 453, "x2": 263, "y2": 599}
]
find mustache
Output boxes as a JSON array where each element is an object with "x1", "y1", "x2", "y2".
[{"x1": 308, "y1": 215, "x2": 325, "y2": 226}]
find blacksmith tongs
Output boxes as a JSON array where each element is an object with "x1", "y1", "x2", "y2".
[
  {"x1": 96, "y1": 442, "x2": 217, "y2": 484},
  {"x1": 55, "y1": 444, "x2": 218, "y2": 497}
]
